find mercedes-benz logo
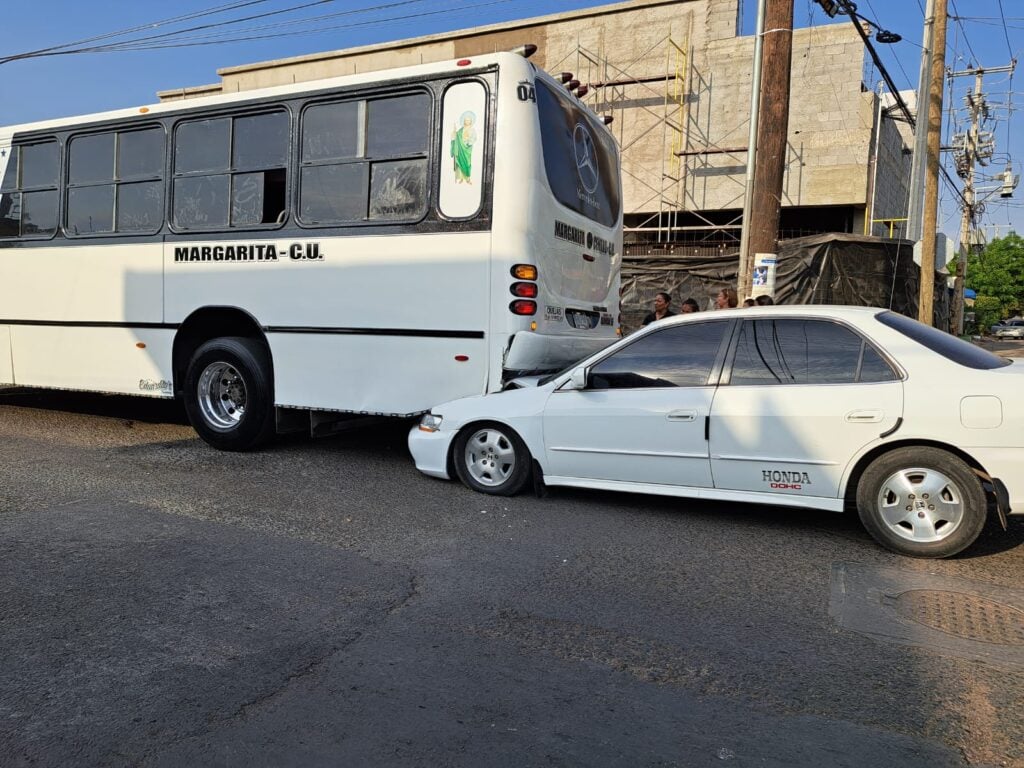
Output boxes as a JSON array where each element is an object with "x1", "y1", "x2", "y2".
[{"x1": 573, "y1": 123, "x2": 600, "y2": 194}]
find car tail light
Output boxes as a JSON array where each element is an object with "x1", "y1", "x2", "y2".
[
  {"x1": 510, "y1": 282, "x2": 538, "y2": 298},
  {"x1": 509, "y1": 300, "x2": 537, "y2": 316},
  {"x1": 511, "y1": 264, "x2": 538, "y2": 280}
]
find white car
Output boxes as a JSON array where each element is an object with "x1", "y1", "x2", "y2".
[{"x1": 410, "y1": 306, "x2": 1024, "y2": 558}]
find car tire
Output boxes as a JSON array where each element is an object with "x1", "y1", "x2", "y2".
[
  {"x1": 183, "y1": 336, "x2": 275, "y2": 451},
  {"x1": 453, "y1": 422, "x2": 532, "y2": 496},
  {"x1": 856, "y1": 447, "x2": 987, "y2": 558}
]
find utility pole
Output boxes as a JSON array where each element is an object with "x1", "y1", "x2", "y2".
[
  {"x1": 918, "y1": 0, "x2": 947, "y2": 326},
  {"x1": 736, "y1": 0, "x2": 767, "y2": 298},
  {"x1": 739, "y1": 0, "x2": 793, "y2": 299},
  {"x1": 905, "y1": 0, "x2": 935, "y2": 241},
  {"x1": 948, "y1": 62, "x2": 1016, "y2": 334}
]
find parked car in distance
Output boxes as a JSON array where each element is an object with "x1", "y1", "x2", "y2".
[
  {"x1": 994, "y1": 319, "x2": 1024, "y2": 339},
  {"x1": 410, "y1": 306, "x2": 1023, "y2": 558},
  {"x1": 990, "y1": 317, "x2": 1023, "y2": 334}
]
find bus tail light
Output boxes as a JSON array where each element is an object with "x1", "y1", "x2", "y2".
[
  {"x1": 511, "y1": 264, "x2": 538, "y2": 280},
  {"x1": 509, "y1": 300, "x2": 537, "y2": 316},
  {"x1": 510, "y1": 282, "x2": 538, "y2": 298}
]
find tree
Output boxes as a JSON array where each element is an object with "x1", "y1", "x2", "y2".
[{"x1": 966, "y1": 232, "x2": 1024, "y2": 318}]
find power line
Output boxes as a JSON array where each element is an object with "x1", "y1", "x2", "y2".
[
  {"x1": 948, "y1": 0, "x2": 980, "y2": 64},
  {"x1": 835, "y1": 0, "x2": 969, "y2": 207},
  {"x1": 1, "y1": 0, "x2": 555, "y2": 63},
  {"x1": 1, "y1": 1, "x2": 277, "y2": 63},
  {"x1": 996, "y1": 0, "x2": 1018, "y2": 59}
]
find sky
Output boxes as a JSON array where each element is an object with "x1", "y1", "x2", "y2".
[{"x1": 1, "y1": 0, "x2": 1022, "y2": 240}]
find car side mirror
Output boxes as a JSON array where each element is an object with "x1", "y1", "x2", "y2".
[{"x1": 565, "y1": 367, "x2": 587, "y2": 391}]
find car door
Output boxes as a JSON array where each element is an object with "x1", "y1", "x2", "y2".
[
  {"x1": 709, "y1": 317, "x2": 903, "y2": 499},
  {"x1": 541, "y1": 319, "x2": 732, "y2": 488}
]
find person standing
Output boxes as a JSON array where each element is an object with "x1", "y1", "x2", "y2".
[
  {"x1": 681, "y1": 298, "x2": 700, "y2": 313},
  {"x1": 642, "y1": 292, "x2": 676, "y2": 325},
  {"x1": 715, "y1": 288, "x2": 738, "y2": 309}
]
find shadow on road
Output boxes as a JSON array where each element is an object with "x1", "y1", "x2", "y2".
[{"x1": 0, "y1": 387, "x2": 189, "y2": 425}]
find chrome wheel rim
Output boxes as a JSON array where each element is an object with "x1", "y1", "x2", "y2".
[
  {"x1": 197, "y1": 361, "x2": 247, "y2": 431},
  {"x1": 464, "y1": 428, "x2": 516, "y2": 487},
  {"x1": 876, "y1": 467, "x2": 965, "y2": 543}
]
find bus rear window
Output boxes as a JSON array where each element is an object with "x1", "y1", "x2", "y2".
[{"x1": 535, "y1": 80, "x2": 620, "y2": 228}]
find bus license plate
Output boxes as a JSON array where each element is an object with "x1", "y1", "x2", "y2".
[{"x1": 571, "y1": 313, "x2": 591, "y2": 329}]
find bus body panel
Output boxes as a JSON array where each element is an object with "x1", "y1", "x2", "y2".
[
  {"x1": 10, "y1": 325, "x2": 174, "y2": 396},
  {"x1": 0, "y1": 326, "x2": 12, "y2": 385},
  {"x1": 164, "y1": 231, "x2": 492, "y2": 413},
  {"x1": 0, "y1": 242, "x2": 165, "y2": 393},
  {"x1": 0, "y1": 243, "x2": 163, "y2": 323},
  {"x1": 269, "y1": 333, "x2": 488, "y2": 415}
]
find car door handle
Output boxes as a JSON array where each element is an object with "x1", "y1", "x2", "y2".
[
  {"x1": 846, "y1": 410, "x2": 883, "y2": 423},
  {"x1": 667, "y1": 410, "x2": 697, "y2": 422}
]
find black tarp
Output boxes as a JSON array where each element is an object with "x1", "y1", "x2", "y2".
[{"x1": 621, "y1": 233, "x2": 949, "y2": 333}]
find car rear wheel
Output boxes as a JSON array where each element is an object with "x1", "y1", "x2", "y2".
[
  {"x1": 856, "y1": 447, "x2": 987, "y2": 558},
  {"x1": 453, "y1": 423, "x2": 532, "y2": 496}
]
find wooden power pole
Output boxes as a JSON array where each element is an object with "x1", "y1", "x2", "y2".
[
  {"x1": 740, "y1": 0, "x2": 793, "y2": 298},
  {"x1": 918, "y1": 0, "x2": 947, "y2": 325}
]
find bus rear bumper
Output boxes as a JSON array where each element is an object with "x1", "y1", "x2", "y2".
[{"x1": 504, "y1": 331, "x2": 615, "y2": 372}]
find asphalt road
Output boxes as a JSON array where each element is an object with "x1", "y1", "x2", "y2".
[{"x1": 1, "y1": 388, "x2": 1022, "y2": 767}]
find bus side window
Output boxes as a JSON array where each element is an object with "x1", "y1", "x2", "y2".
[
  {"x1": 173, "y1": 109, "x2": 289, "y2": 231},
  {"x1": 298, "y1": 92, "x2": 429, "y2": 225},
  {"x1": 66, "y1": 127, "x2": 166, "y2": 236},
  {"x1": 0, "y1": 141, "x2": 59, "y2": 239}
]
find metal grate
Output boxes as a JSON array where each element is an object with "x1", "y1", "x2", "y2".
[{"x1": 894, "y1": 590, "x2": 1024, "y2": 646}]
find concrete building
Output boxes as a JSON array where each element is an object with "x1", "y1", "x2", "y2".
[{"x1": 158, "y1": 0, "x2": 912, "y2": 252}]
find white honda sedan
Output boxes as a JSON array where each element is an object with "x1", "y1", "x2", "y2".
[{"x1": 409, "y1": 306, "x2": 1023, "y2": 558}]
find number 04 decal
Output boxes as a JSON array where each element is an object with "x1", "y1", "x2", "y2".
[{"x1": 517, "y1": 81, "x2": 536, "y2": 103}]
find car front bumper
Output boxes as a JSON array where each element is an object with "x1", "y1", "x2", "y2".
[{"x1": 407, "y1": 424, "x2": 457, "y2": 480}]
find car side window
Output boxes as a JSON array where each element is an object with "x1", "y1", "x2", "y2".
[
  {"x1": 588, "y1": 321, "x2": 729, "y2": 389},
  {"x1": 730, "y1": 319, "x2": 897, "y2": 385}
]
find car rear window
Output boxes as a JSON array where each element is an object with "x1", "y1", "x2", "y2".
[{"x1": 875, "y1": 311, "x2": 1012, "y2": 369}]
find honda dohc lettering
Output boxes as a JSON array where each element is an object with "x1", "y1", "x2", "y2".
[{"x1": 762, "y1": 469, "x2": 812, "y2": 491}]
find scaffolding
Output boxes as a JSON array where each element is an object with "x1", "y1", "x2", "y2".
[{"x1": 547, "y1": 18, "x2": 753, "y2": 250}]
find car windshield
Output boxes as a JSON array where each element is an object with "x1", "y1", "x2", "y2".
[{"x1": 875, "y1": 311, "x2": 1012, "y2": 369}]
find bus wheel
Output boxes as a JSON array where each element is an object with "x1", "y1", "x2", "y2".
[
  {"x1": 453, "y1": 422, "x2": 531, "y2": 496},
  {"x1": 855, "y1": 447, "x2": 987, "y2": 558},
  {"x1": 183, "y1": 337, "x2": 275, "y2": 451}
]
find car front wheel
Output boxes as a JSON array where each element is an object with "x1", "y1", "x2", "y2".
[
  {"x1": 453, "y1": 423, "x2": 532, "y2": 496},
  {"x1": 856, "y1": 447, "x2": 987, "y2": 558}
]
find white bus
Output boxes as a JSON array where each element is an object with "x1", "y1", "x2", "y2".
[{"x1": 0, "y1": 50, "x2": 622, "y2": 450}]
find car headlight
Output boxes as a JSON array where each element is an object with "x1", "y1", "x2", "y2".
[{"x1": 418, "y1": 413, "x2": 444, "y2": 433}]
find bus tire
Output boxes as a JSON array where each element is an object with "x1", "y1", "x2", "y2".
[
  {"x1": 453, "y1": 422, "x2": 532, "y2": 496},
  {"x1": 183, "y1": 336, "x2": 275, "y2": 451}
]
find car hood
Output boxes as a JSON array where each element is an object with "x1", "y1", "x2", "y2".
[{"x1": 429, "y1": 380, "x2": 557, "y2": 426}]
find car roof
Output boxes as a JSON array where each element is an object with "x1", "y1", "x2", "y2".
[{"x1": 654, "y1": 304, "x2": 886, "y2": 328}]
